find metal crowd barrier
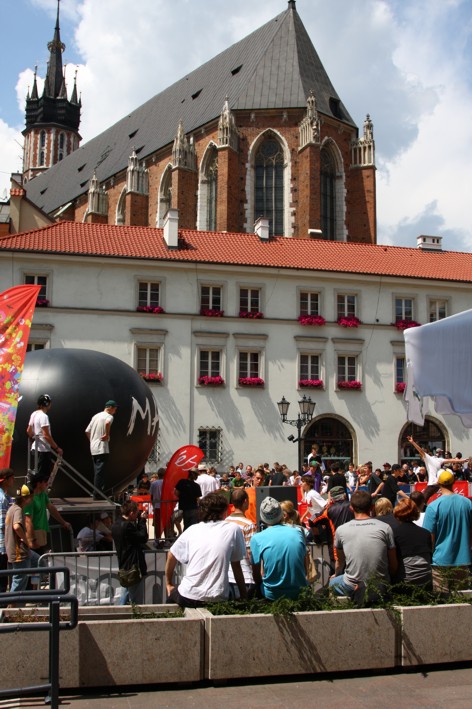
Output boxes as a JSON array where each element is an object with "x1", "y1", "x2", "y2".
[
  {"x1": 37, "y1": 544, "x2": 331, "y2": 606},
  {"x1": 0, "y1": 566, "x2": 78, "y2": 709},
  {"x1": 38, "y1": 548, "x2": 183, "y2": 606}
]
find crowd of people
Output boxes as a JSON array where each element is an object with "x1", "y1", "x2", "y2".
[{"x1": 1, "y1": 432, "x2": 471, "y2": 608}]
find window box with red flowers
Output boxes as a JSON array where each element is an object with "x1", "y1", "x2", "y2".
[
  {"x1": 198, "y1": 376, "x2": 225, "y2": 386},
  {"x1": 200, "y1": 308, "x2": 224, "y2": 317},
  {"x1": 36, "y1": 297, "x2": 50, "y2": 307},
  {"x1": 395, "y1": 382, "x2": 406, "y2": 394},
  {"x1": 299, "y1": 379, "x2": 324, "y2": 389},
  {"x1": 394, "y1": 319, "x2": 421, "y2": 331},
  {"x1": 238, "y1": 377, "x2": 264, "y2": 387},
  {"x1": 337, "y1": 316, "x2": 361, "y2": 328},
  {"x1": 139, "y1": 372, "x2": 163, "y2": 383},
  {"x1": 136, "y1": 305, "x2": 165, "y2": 314},
  {"x1": 239, "y1": 311, "x2": 264, "y2": 319},
  {"x1": 338, "y1": 380, "x2": 362, "y2": 390},
  {"x1": 298, "y1": 315, "x2": 326, "y2": 326}
]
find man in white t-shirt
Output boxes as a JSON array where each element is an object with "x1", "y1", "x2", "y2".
[
  {"x1": 196, "y1": 463, "x2": 219, "y2": 497},
  {"x1": 85, "y1": 400, "x2": 118, "y2": 498},
  {"x1": 165, "y1": 492, "x2": 246, "y2": 607},
  {"x1": 407, "y1": 436, "x2": 466, "y2": 501},
  {"x1": 27, "y1": 394, "x2": 62, "y2": 478}
]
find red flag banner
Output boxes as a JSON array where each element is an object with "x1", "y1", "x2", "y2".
[
  {"x1": 160, "y1": 445, "x2": 204, "y2": 535},
  {"x1": 0, "y1": 285, "x2": 41, "y2": 467}
]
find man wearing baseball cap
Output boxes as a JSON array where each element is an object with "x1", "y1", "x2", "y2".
[
  {"x1": 85, "y1": 400, "x2": 118, "y2": 498},
  {"x1": 250, "y1": 496, "x2": 308, "y2": 600},
  {"x1": 195, "y1": 463, "x2": 219, "y2": 497},
  {"x1": 423, "y1": 469, "x2": 472, "y2": 592}
]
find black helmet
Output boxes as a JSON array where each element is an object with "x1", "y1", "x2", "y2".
[{"x1": 37, "y1": 394, "x2": 52, "y2": 407}]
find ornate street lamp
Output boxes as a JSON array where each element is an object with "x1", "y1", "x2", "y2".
[{"x1": 277, "y1": 395, "x2": 316, "y2": 471}]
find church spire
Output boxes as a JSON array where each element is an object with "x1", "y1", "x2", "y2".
[{"x1": 44, "y1": 0, "x2": 66, "y2": 98}]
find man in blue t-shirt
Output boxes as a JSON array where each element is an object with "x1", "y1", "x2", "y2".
[
  {"x1": 250, "y1": 497, "x2": 307, "y2": 600},
  {"x1": 423, "y1": 469, "x2": 472, "y2": 592}
]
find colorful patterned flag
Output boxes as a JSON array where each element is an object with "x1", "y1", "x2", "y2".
[{"x1": 0, "y1": 285, "x2": 41, "y2": 467}]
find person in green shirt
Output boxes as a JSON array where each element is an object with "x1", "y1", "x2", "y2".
[
  {"x1": 231, "y1": 470, "x2": 245, "y2": 488},
  {"x1": 24, "y1": 474, "x2": 72, "y2": 555}
]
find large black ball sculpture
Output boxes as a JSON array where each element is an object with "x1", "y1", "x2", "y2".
[{"x1": 11, "y1": 349, "x2": 159, "y2": 497}]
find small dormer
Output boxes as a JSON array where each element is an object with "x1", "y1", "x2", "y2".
[{"x1": 417, "y1": 235, "x2": 443, "y2": 252}]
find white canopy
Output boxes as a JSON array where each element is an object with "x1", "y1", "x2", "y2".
[{"x1": 404, "y1": 309, "x2": 472, "y2": 428}]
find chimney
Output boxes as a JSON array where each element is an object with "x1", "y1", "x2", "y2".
[
  {"x1": 417, "y1": 235, "x2": 443, "y2": 251},
  {"x1": 163, "y1": 208, "x2": 179, "y2": 248},
  {"x1": 308, "y1": 228, "x2": 323, "y2": 239},
  {"x1": 254, "y1": 216, "x2": 270, "y2": 240}
]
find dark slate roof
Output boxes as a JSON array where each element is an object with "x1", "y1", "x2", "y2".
[{"x1": 25, "y1": 3, "x2": 355, "y2": 216}]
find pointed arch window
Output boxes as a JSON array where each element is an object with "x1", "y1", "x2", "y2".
[
  {"x1": 206, "y1": 148, "x2": 218, "y2": 231},
  {"x1": 255, "y1": 138, "x2": 284, "y2": 236},
  {"x1": 321, "y1": 147, "x2": 336, "y2": 240},
  {"x1": 58, "y1": 132, "x2": 65, "y2": 161},
  {"x1": 40, "y1": 131, "x2": 46, "y2": 149},
  {"x1": 157, "y1": 166, "x2": 172, "y2": 227}
]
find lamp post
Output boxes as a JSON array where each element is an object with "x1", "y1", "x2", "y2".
[{"x1": 277, "y1": 394, "x2": 316, "y2": 472}]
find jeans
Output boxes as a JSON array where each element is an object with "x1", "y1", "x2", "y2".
[
  {"x1": 329, "y1": 574, "x2": 357, "y2": 597},
  {"x1": 10, "y1": 550, "x2": 41, "y2": 593},
  {"x1": 92, "y1": 454, "x2": 108, "y2": 496},
  {"x1": 119, "y1": 578, "x2": 144, "y2": 605}
]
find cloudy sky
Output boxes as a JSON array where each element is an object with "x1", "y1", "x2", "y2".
[{"x1": 1, "y1": 0, "x2": 471, "y2": 251}]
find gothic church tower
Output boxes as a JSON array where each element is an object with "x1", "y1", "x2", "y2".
[{"x1": 22, "y1": 0, "x2": 81, "y2": 184}]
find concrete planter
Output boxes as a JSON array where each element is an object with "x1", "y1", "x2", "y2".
[
  {"x1": 398, "y1": 602, "x2": 472, "y2": 667},
  {"x1": 198, "y1": 607, "x2": 398, "y2": 680},
  {"x1": 0, "y1": 604, "x2": 203, "y2": 689}
]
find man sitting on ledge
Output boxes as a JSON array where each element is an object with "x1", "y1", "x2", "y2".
[
  {"x1": 165, "y1": 492, "x2": 246, "y2": 607},
  {"x1": 329, "y1": 490, "x2": 397, "y2": 599}
]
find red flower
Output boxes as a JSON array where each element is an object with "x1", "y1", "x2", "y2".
[
  {"x1": 337, "y1": 316, "x2": 361, "y2": 328},
  {"x1": 394, "y1": 319, "x2": 421, "y2": 330},
  {"x1": 238, "y1": 377, "x2": 264, "y2": 386},
  {"x1": 139, "y1": 371, "x2": 163, "y2": 383},
  {"x1": 298, "y1": 315, "x2": 326, "y2": 326},
  {"x1": 200, "y1": 308, "x2": 224, "y2": 317},
  {"x1": 395, "y1": 382, "x2": 406, "y2": 393},
  {"x1": 299, "y1": 379, "x2": 324, "y2": 388},
  {"x1": 338, "y1": 380, "x2": 362, "y2": 390},
  {"x1": 198, "y1": 376, "x2": 225, "y2": 386},
  {"x1": 136, "y1": 305, "x2": 165, "y2": 314},
  {"x1": 239, "y1": 311, "x2": 264, "y2": 319}
]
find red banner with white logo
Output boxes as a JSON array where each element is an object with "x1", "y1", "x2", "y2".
[
  {"x1": 0, "y1": 285, "x2": 41, "y2": 468},
  {"x1": 160, "y1": 445, "x2": 204, "y2": 535}
]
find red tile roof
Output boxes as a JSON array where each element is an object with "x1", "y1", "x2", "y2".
[{"x1": 1, "y1": 221, "x2": 471, "y2": 283}]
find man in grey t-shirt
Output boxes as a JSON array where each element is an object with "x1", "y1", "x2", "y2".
[{"x1": 329, "y1": 491, "x2": 397, "y2": 598}]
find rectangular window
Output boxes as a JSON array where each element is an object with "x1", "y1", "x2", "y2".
[
  {"x1": 396, "y1": 356, "x2": 406, "y2": 384},
  {"x1": 138, "y1": 281, "x2": 160, "y2": 308},
  {"x1": 300, "y1": 354, "x2": 320, "y2": 380},
  {"x1": 199, "y1": 350, "x2": 221, "y2": 378},
  {"x1": 137, "y1": 346, "x2": 160, "y2": 376},
  {"x1": 337, "y1": 355, "x2": 357, "y2": 382},
  {"x1": 300, "y1": 292, "x2": 320, "y2": 317},
  {"x1": 429, "y1": 299, "x2": 447, "y2": 322},
  {"x1": 26, "y1": 343, "x2": 46, "y2": 353},
  {"x1": 240, "y1": 288, "x2": 260, "y2": 313},
  {"x1": 239, "y1": 351, "x2": 260, "y2": 379},
  {"x1": 198, "y1": 427, "x2": 222, "y2": 463},
  {"x1": 337, "y1": 294, "x2": 357, "y2": 318},
  {"x1": 395, "y1": 297, "x2": 414, "y2": 322},
  {"x1": 24, "y1": 274, "x2": 47, "y2": 299},
  {"x1": 201, "y1": 285, "x2": 222, "y2": 311}
]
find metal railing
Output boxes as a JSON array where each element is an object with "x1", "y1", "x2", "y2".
[
  {"x1": 0, "y1": 566, "x2": 78, "y2": 709},
  {"x1": 27, "y1": 435, "x2": 114, "y2": 502},
  {"x1": 39, "y1": 548, "x2": 183, "y2": 606}
]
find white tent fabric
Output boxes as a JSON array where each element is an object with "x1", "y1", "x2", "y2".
[{"x1": 404, "y1": 309, "x2": 472, "y2": 428}]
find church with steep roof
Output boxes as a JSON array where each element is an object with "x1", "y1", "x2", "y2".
[
  {"x1": 3, "y1": 1, "x2": 469, "y2": 472},
  {"x1": 20, "y1": 0, "x2": 376, "y2": 244}
]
